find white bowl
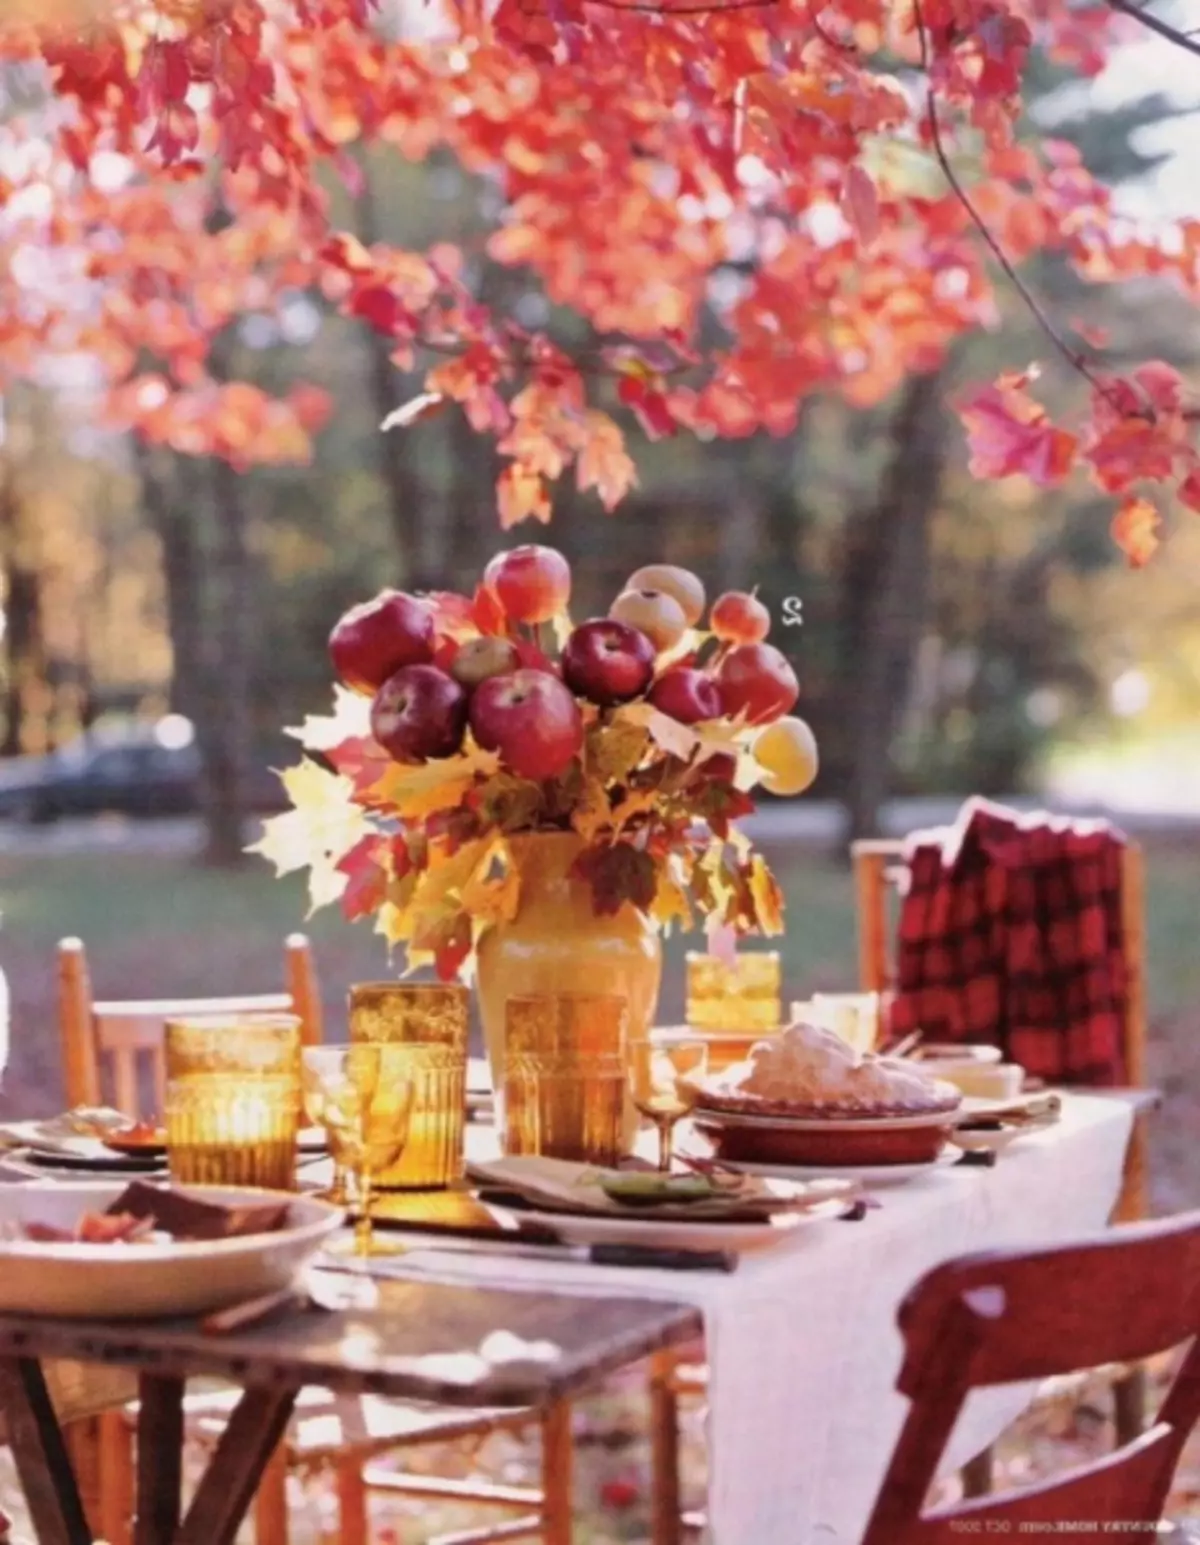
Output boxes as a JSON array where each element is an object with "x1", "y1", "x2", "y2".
[{"x1": 0, "y1": 1183, "x2": 343, "y2": 1319}]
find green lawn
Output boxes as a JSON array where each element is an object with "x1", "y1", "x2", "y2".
[{"x1": 5, "y1": 834, "x2": 1200, "y2": 1121}]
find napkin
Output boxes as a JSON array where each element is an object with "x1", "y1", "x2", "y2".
[
  {"x1": 0, "y1": 1107, "x2": 132, "y2": 1153},
  {"x1": 956, "y1": 1092, "x2": 1062, "y2": 1128},
  {"x1": 105, "y1": 1181, "x2": 291, "y2": 1240},
  {"x1": 467, "y1": 1156, "x2": 856, "y2": 1223}
]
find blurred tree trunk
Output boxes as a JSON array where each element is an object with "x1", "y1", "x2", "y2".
[
  {"x1": 0, "y1": 456, "x2": 43, "y2": 757},
  {"x1": 197, "y1": 451, "x2": 252, "y2": 867},
  {"x1": 840, "y1": 366, "x2": 951, "y2": 844},
  {"x1": 353, "y1": 156, "x2": 433, "y2": 584},
  {"x1": 136, "y1": 444, "x2": 204, "y2": 719}
]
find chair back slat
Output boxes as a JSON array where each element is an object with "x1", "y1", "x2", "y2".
[
  {"x1": 56, "y1": 938, "x2": 323, "y2": 1118},
  {"x1": 863, "y1": 1212, "x2": 1200, "y2": 1545}
]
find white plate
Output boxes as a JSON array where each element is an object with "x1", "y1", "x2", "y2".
[
  {"x1": 694, "y1": 1105, "x2": 960, "y2": 1133},
  {"x1": 0, "y1": 1183, "x2": 343, "y2": 1319},
  {"x1": 717, "y1": 1152, "x2": 959, "y2": 1188},
  {"x1": 480, "y1": 1197, "x2": 847, "y2": 1253}
]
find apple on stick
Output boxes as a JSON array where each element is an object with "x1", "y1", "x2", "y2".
[
  {"x1": 716, "y1": 643, "x2": 799, "y2": 725},
  {"x1": 371, "y1": 664, "x2": 470, "y2": 762},
  {"x1": 329, "y1": 591, "x2": 436, "y2": 695},
  {"x1": 483, "y1": 545, "x2": 571, "y2": 625},
  {"x1": 469, "y1": 669, "x2": 584, "y2": 780},
  {"x1": 561, "y1": 619, "x2": 655, "y2": 706}
]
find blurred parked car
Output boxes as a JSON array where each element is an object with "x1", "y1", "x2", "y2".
[{"x1": 0, "y1": 717, "x2": 286, "y2": 823}]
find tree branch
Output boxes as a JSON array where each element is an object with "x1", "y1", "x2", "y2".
[
  {"x1": 912, "y1": 0, "x2": 1146, "y2": 419},
  {"x1": 1103, "y1": 0, "x2": 1200, "y2": 58}
]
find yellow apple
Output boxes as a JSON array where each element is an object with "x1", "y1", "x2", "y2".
[{"x1": 752, "y1": 715, "x2": 819, "y2": 795}]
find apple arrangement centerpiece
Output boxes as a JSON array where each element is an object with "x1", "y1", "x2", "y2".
[{"x1": 253, "y1": 547, "x2": 818, "y2": 1084}]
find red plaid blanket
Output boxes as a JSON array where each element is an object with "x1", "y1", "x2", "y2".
[{"x1": 889, "y1": 798, "x2": 1128, "y2": 1086}]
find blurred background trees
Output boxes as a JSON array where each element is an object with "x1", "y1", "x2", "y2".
[{"x1": 2, "y1": 60, "x2": 1198, "y2": 861}]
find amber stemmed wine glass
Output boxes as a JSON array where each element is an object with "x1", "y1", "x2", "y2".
[
  {"x1": 301, "y1": 1045, "x2": 413, "y2": 1255},
  {"x1": 628, "y1": 1034, "x2": 709, "y2": 1172}
]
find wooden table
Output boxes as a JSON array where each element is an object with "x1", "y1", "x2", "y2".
[{"x1": 0, "y1": 1275, "x2": 700, "y2": 1545}]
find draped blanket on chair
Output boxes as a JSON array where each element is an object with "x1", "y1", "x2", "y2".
[{"x1": 889, "y1": 797, "x2": 1128, "y2": 1085}]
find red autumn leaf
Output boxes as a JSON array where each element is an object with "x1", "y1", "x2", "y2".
[
  {"x1": 432, "y1": 915, "x2": 473, "y2": 981},
  {"x1": 842, "y1": 165, "x2": 880, "y2": 246},
  {"x1": 337, "y1": 835, "x2": 390, "y2": 921},
  {"x1": 617, "y1": 374, "x2": 676, "y2": 441},
  {"x1": 570, "y1": 842, "x2": 657, "y2": 917},
  {"x1": 1110, "y1": 496, "x2": 1161, "y2": 568},
  {"x1": 348, "y1": 285, "x2": 415, "y2": 337},
  {"x1": 470, "y1": 584, "x2": 509, "y2": 636},
  {"x1": 959, "y1": 381, "x2": 1078, "y2": 486}
]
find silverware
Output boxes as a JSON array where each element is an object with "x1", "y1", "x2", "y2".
[{"x1": 880, "y1": 1030, "x2": 923, "y2": 1060}]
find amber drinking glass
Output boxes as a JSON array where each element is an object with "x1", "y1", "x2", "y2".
[
  {"x1": 502, "y1": 994, "x2": 628, "y2": 1165},
  {"x1": 301, "y1": 1044, "x2": 414, "y2": 1254},
  {"x1": 629, "y1": 1034, "x2": 709, "y2": 1171},
  {"x1": 686, "y1": 950, "x2": 782, "y2": 1033},
  {"x1": 348, "y1": 983, "x2": 467, "y2": 1188},
  {"x1": 164, "y1": 1014, "x2": 301, "y2": 1190}
]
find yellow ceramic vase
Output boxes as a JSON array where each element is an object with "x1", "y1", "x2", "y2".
[{"x1": 475, "y1": 832, "x2": 663, "y2": 1094}]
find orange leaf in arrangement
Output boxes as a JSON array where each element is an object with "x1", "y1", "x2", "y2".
[
  {"x1": 841, "y1": 165, "x2": 880, "y2": 247},
  {"x1": 1110, "y1": 496, "x2": 1161, "y2": 568}
]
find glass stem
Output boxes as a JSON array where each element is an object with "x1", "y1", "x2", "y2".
[
  {"x1": 355, "y1": 1170, "x2": 374, "y2": 1255},
  {"x1": 657, "y1": 1117, "x2": 673, "y2": 1172},
  {"x1": 330, "y1": 1161, "x2": 349, "y2": 1208}
]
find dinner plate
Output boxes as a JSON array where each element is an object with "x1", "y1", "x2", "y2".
[
  {"x1": 0, "y1": 1182, "x2": 343, "y2": 1319},
  {"x1": 480, "y1": 1196, "x2": 847, "y2": 1253},
  {"x1": 21, "y1": 1142, "x2": 166, "y2": 1174},
  {"x1": 716, "y1": 1151, "x2": 959, "y2": 1188}
]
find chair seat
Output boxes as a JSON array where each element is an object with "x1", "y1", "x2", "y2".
[{"x1": 123, "y1": 1384, "x2": 535, "y2": 1469}]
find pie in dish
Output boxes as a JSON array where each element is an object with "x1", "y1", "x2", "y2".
[{"x1": 692, "y1": 1021, "x2": 963, "y2": 1167}]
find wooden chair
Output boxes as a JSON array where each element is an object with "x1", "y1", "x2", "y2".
[
  {"x1": 862, "y1": 1210, "x2": 1200, "y2": 1542},
  {"x1": 55, "y1": 935, "x2": 573, "y2": 1545},
  {"x1": 852, "y1": 835, "x2": 1155, "y2": 1489}
]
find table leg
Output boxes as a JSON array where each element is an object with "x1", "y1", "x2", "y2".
[
  {"x1": 0, "y1": 1357, "x2": 92, "y2": 1545},
  {"x1": 135, "y1": 1375, "x2": 185, "y2": 1545},
  {"x1": 176, "y1": 1385, "x2": 298, "y2": 1545}
]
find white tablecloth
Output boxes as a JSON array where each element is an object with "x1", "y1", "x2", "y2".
[{"x1": 392, "y1": 1093, "x2": 1133, "y2": 1545}]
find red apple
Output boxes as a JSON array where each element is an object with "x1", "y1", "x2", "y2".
[
  {"x1": 711, "y1": 590, "x2": 770, "y2": 645},
  {"x1": 329, "y1": 591, "x2": 435, "y2": 696},
  {"x1": 716, "y1": 643, "x2": 799, "y2": 725},
  {"x1": 562, "y1": 619, "x2": 655, "y2": 706},
  {"x1": 648, "y1": 667, "x2": 722, "y2": 724},
  {"x1": 449, "y1": 636, "x2": 521, "y2": 689},
  {"x1": 609, "y1": 589, "x2": 688, "y2": 653},
  {"x1": 628, "y1": 564, "x2": 706, "y2": 627},
  {"x1": 483, "y1": 546, "x2": 571, "y2": 624},
  {"x1": 469, "y1": 669, "x2": 584, "y2": 780},
  {"x1": 370, "y1": 664, "x2": 469, "y2": 762}
]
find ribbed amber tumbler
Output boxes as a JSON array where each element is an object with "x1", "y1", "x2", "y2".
[
  {"x1": 685, "y1": 950, "x2": 781, "y2": 1033},
  {"x1": 502, "y1": 994, "x2": 628, "y2": 1165},
  {"x1": 348, "y1": 985, "x2": 468, "y2": 1189},
  {"x1": 164, "y1": 1014, "x2": 301, "y2": 1191}
]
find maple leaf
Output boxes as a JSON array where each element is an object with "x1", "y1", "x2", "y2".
[
  {"x1": 247, "y1": 759, "x2": 370, "y2": 914},
  {"x1": 571, "y1": 841, "x2": 658, "y2": 917},
  {"x1": 651, "y1": 860, "x2": 693, "y2": 934},
  {"x1": 617, "y1": 373, "x2": 676, "y2": 441},
  {"x1": 959, "y1": 377, "x2": 1078, "y2": 487},
  {"x1": 497, "y1": 464, "x2": 552, "y2": 528},
  {"x1": 364, "y1": 745, "x2": 502, "y2": 821},
  {"x1": 746, "y1": 853, "x2": 785, "y2": 935},
  {"x1": 576, "y1": 411, "x2": 637, "y2": 510},
  {"x1": 1110, "y1": 496, "x2": 1161, "y2": 569},
  {"x1": 842, "y1": 165, "x2": 880, "y2": 247},
  {"x1": 587, "y1": 713, "x2": 651, "y2": 785},
  {"x1": 284, "y1": 687, "x2": 372, "y2": 752},
  {"x1": 336, "y1": 834, "x2": 390, "y2": 921},
  {"x1": 1178, "y1": 468, "x2": 1200, "y2": 513},
  {"x1": 459, "y1": 846, "x2": 522, "y2": 930},
  {"x1": 621, "y1": 701, "x2": 698, "y2": 762},
  {"x1": 473, "y1": 771, "x2": 545, "y2": 832}
]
